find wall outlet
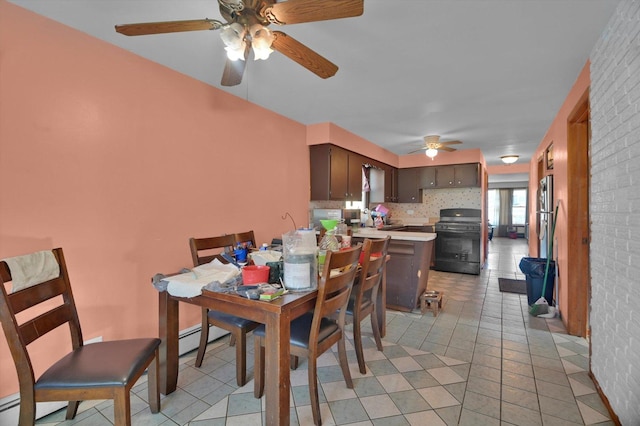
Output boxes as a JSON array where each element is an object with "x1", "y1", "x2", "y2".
[{"x1": 407, "y1": 210, "x2": 414, "y2": 215}]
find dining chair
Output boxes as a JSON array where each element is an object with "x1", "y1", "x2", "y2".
[
  {"x1": 233, "y1": 230, "x2": 256, "y2": 250},
  {"x1": 253, "y1": 244, "x2": 363, "y2": 426},
  {"x1": 347, "y1": 236, "x2": 391, "y2": 374},
  {"x1": 0, "y1": 248, "x2": 160, "y2": 426},
  {"x1": 189, "y1": 235, "x2": 259, "y2": 386}
]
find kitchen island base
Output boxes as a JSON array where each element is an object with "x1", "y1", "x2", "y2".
[{"x1": 352, "y1": 230, "x2": 435, "y2": 313}]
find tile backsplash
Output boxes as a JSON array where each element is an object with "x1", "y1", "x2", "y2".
[{"x1": 310, "y1": 187, "x2": 482, "y2": 225}]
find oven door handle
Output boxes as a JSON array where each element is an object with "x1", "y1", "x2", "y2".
[{"x1": 436, "y1": 230, "x2": 481, "y2": 237}]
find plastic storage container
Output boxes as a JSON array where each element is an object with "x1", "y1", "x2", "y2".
[
  {"x1": 241, "y1": 265, "x2": 270, "y2": 285},
  {"x1": 519, "y1": 257, "x2": 555, "y2": 305},
  {"x1": 282, "y1": 229, "x2": 318, "y2": 292}
]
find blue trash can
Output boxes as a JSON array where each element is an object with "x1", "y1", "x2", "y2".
[{"x1": 519, "y1": 257, "x2": 555, "y2": 305}]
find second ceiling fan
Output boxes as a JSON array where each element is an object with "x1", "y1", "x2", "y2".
[
  {"x1": 409, "y1": 135, "x2": 463, "y2": 159},
  {"x1": 115, "y1": 0, "x2": 364, "y2": 86}
]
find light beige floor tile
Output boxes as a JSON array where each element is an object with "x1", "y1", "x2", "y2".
[
  {"x1": 502, "y1": 370, "x2": 537, "y2": 393},
  {"x1": 562, "y1": 358, "x2": 587, "y2": 374},
  {"x1": 405, "y1": 410, "x2": 448, "y2": 426},
  {"x1": 321, "y1": 380, "x2": 358, "y2": 402},
  {"x1": 296, "y1": 402, "x2": 335, "y2": 426},
  {"x1": 538, "y1": 395, "x2": 584, "y2": 423},
  {"x1": 466, "y1": 375, "x2": 501, "y2": 399},
  {"x1": 435, "y1": 353, "x2": 469, "y2": 366},
  {"x1": 469, "y1": 363, "x2": 502, "y2": 383},
  {"x1": 389, "y1": 355, "x2": 424, "y2": 372},
  {"x1": 428, "y1": 366, "x2": 466, "y2": 385},
  {"x1": 463, "y1": 390, "x2": 501, "y2": 419},
  {"x1": 224, "y1": 413, "x2": 263, "y2": 426},
  {"x1": 536, "y1": 379, "x2": 578, "y2": 403},
  {"x1": 376, "y1": 373, "x2": 414, "y2": 393},
  {"x1": 359, "y1": 394, "x2": 401, "y2": 419},
  {"x1": 501, "y1": 401, "x2": 543, "y2": 426},
  {"x1": 501, "y1": 384, "x2": 540, "y2": 411},
  {"x1": 577, "y1": 401, "x2": 610, "y2": 424},
  {"x1": 568, "y1": 377, "x2": 596, "y2": 397},
  {"x1": 458, "y1": 408, "x2": 501, "y2": 426},
  {"x1": 417, "y1": 386, "x2": 460, "y2": 409}
]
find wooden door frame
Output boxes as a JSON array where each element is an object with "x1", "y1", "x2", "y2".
[{"x1": 566, "y1": 88, "x2": 590, "y2": 337}]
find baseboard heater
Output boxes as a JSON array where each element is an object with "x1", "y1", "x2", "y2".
[{"x1": 0, "y1": 325, "x2": 229, "y2": 424}]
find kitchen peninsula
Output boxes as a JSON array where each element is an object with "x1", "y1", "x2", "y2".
[{"x1": 352, "y1": 228, "x2": 436, "y2": 314}]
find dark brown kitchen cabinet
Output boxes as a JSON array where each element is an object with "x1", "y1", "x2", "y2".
[
  {"x1": 436, "y1": 163, "x2": 479, "y2": 188},
  {"x1": 419, "y1": 167, "x2": 437, "y2": 188},
  {"x1": 310, "y1": 144, "x2": 363, "y2": 201},
  {"x1": 384, "y1": 165, "x2": 398, "y2": 202},
  {"x1": 397, "y1": 168, "x2": 422, "y2": 203}
]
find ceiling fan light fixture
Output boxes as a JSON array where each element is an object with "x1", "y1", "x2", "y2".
[
  {"x1": 425, "y1": 148, "x2": 438, "y2": 159},
  {"x1": 250, "y1": 25, "x2": 274, "y2": 60},
  {"x1": 220, "y1": 23, "x2": 247, "y2": 61},
  {"x1": 501, "y1": 155, "x2": 519, "y2": 164}
]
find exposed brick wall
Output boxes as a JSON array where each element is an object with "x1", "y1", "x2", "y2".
[{"x1": 590, "y1": 1, "x2": 640, "y2": 423}]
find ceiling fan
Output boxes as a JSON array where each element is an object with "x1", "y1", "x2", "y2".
[
  {"x1": 409, "y1": 135, "x2": 463, "y2": 159},
  {"x1": 115, "y1": 0, "x2": 364, "y2": 87}
]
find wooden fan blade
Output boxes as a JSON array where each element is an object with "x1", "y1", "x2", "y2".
[
  {"x1": 271, "y1": 31, "x2": 338, "y2": 79},
  {"x1": 115, "y1": 19, "x2": 220, "y2": 36},
  {"x1": 264, "y1": 0, "x2": 363, "y2": 25},
  {"x1": 408, "y1": 147, "x2": 428, "y2": 154},
  {"x1": 440, "y1": 146, "x2": 457, "y2": 152},
  {"x1": 440, "y1": 140, "x2": 462, "y2": 146},
  {"x1": 221, "y1": 45, "x2": 249, "y2": 86}
]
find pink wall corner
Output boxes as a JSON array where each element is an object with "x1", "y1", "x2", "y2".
[
  {"x1": 0, "y1": 1, "x2": 309, "y2": 397},
  {"x1": 527, "y1": 61, "x2": 591, "y2": 324},
  {"x1": 307, "y1": 123, "x2": 399, "y2": 167}
]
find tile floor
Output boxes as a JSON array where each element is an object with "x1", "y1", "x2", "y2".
[{"x1": 36, "y1": 237, "x2": 613, "y2": 425}]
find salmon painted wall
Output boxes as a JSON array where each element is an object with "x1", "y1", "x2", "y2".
[
  {"x1": 486, "y1": 163, "x2": 529, "y2": 175},
  {"x1": 307, "y1": 122, "x2": 399, "y2": 166},
  {"x1": 527, "y1": 61, "x2": 590, "y2": 324},
  {"x1": 0, "y1": 1, "x2": 310, "y2": 397}
]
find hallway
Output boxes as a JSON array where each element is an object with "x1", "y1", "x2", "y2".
[{"x1": 37, "y1": 237, "x2": 612, "y2": 425}]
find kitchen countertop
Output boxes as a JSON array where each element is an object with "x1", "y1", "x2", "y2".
[{"x1": 352, "y1": 228, "x2": 436, "y2": 242}]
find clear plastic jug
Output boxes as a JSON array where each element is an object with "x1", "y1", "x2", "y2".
[{"x1": 282, "y1": 229, "x2": 318, "y2": 292}]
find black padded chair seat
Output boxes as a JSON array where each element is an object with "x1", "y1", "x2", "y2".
[
  {"x1": 254, "y1": 313, "x2": 338, "y2": 349},
  {"x1": 208, "y1": 311, "x2": 256, "y2": 330},
  {"x1": 35, "y1": 338, "x2": 160, "y2": 390}
]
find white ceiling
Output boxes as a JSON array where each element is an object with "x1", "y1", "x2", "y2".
[{"x1": 9, "y1": 0, "x2": 619, "y2": 167}]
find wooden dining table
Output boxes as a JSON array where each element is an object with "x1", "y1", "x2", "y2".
[{"x1": 158, "y1": 287, "x2": 317, "y2": 426}]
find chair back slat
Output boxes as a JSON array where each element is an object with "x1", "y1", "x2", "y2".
[
  {"x1": 19, "y1": 304, "x2": 74, "y2": 347},
  {"x1": 189, "y1": 235, "x2": 236, "y2": 266},
  {"x1": 6, "y1": 278, "x2": 66, "y2": 315}
]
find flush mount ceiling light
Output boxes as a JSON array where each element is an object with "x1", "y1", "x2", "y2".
[
  {"x1": 425, "y1": 148, "x2": 439, "y2": 159},
  {"x1": 501, "y1": 155, "x2": 519, "y2": 164}
]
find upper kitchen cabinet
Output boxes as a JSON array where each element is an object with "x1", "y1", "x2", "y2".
[
  {"x1": 419, "y1": 167, "x2": 437, "y2": 188},
  {"x1": 436, "y1": 163, "x2": 480, "y2": 188},
  {"x1": 384, "y1": 165, "x2": 398, "y2": 202},
  {"x1": 310, "y1": 144, "x2": 364, "y2": 201},
  {"x1": 397, "y1": 167, "x2": 422, "y2": 203}
]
